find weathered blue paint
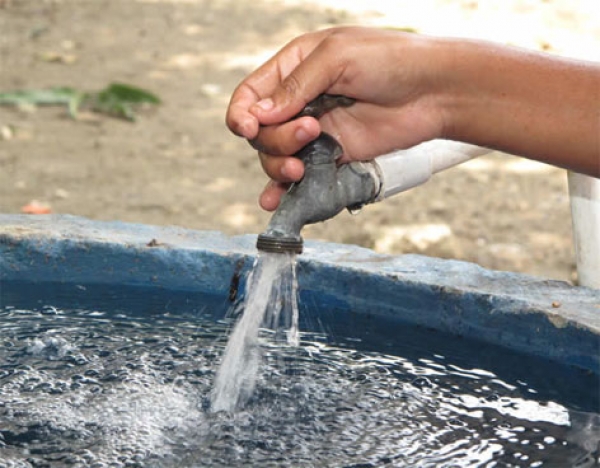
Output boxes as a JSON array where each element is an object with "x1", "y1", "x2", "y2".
[{"x1": 0, "y1": 214, "x2": 598, "y2": 373}]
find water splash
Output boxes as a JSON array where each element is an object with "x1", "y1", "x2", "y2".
[
  {"x1": 1, "y1": 295, "x2": 598, "y2": 467},
  {"x1": 211, "y1": 252, "x2": 299, "y2": 412}
]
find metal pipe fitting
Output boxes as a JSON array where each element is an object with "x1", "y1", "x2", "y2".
[{"x1": 256, "y1": 95, "x2": 380, "y2": 254}]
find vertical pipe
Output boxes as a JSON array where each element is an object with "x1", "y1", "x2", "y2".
[{"x1": 568, "y1": 171, "x2": 600, "y2": 289}]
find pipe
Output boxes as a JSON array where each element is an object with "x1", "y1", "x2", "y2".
[
  {"x1": 256, "y1": 138, "x2": 488, "y2": 254},
  {"x1": 255, "y1": 94, "x2": 598, "y2": 290},
  {"x1": 372, "y1": 140, "x2": 491, "y2": 200},
  {"x1": 255, "y1": 95, "x2": 490, "y2": 254},
  {"x1": 568, "y1": 171, "x2": 600, "y2": 288}
]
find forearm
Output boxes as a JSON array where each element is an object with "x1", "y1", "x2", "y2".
[{"x1": 432, "y1": 38, "x2": 600, "y2": 177}]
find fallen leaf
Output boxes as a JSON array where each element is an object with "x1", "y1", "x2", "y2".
[{"x1": 21, "y1": 200, "x2": 52, "y2": 214}]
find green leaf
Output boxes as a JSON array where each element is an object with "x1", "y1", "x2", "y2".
[
  {"x1": 0, "y1": 83, "x2": 160, "y2": 121},
  {"x1": 96, "y1": 83, "x2": 161, "y2": 104},
  {"x1": 88, "y1": 83, "x2": 161, "y2": 121},
  {"x1": 0, "y1": 87, "x2": 85, "y2": 118},
  {"x1": 0, "y1": 87, "x2": 81, "y2": 106}
]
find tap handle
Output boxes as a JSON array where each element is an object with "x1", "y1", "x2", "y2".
[
  {"x1": 295, "y1": 132, "x2": 343, "y2": 165},
  {"x1": 293, "y1": 94, "x2": 355, "y2": 165},
  {"x1": 295, "y1": 94, "x2": 355, "y2": 119}
]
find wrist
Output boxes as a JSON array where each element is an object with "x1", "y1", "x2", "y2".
[
  {"x1": 422, "y1": 37, "x2": 476, "y2": 142},
  {"x1": 397, "y1": 33, "x2": 460, "y2": 142}
]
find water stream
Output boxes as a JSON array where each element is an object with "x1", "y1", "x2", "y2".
[{"x1": 211, "y1": 252, "x2": 299, "y2": 412}]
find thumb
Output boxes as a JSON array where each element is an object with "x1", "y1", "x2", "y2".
[{"x1": 250, "y1": 47, "x2": 339, "y2": 126}]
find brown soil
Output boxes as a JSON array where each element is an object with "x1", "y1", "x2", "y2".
[{"x1": 0, "y1": 0, "x2": 583, "y2": 281}]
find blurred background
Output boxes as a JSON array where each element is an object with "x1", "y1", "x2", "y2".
[{"x1": 1, "y1": 0, "x2": 598, "y2": 281}]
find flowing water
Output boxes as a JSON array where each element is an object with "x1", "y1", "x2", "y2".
[
  {"x1": 0, "y1": 282, "x2": 598, "y2": 468},
  {"x1": 211, "y1": 252, "x2": 299, "y2": 412}
]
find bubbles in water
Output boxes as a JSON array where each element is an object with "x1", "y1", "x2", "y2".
[
  {"x1": 0, "y1": 306, "x2": 220, "y2": 467},
  {"x1": 0, "y1": 286, "x2": 598, "y2": 468},
  {"x1": 26, "y1": 336, "x2": 74, "y2": 359}
]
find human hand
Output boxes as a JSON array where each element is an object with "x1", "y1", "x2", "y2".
[{"x1": 225, "y1": 27, "x2": 447, "y2": 210}]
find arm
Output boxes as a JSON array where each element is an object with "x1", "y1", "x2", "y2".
[
  {"x1": 226, "y1": 27, "x2": 600, "y2": 210},
  {"x1": 436, "y1": 38, "x2": 599, "y2": 177}
]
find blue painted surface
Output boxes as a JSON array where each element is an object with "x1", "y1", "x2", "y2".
[{"x1": 0, "y1": 214, "x2": 598, "y2": 373}]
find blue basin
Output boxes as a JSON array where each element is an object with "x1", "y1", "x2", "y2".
[{"x1": 0, "y1": 214, "x2": 598, "y2": 374}]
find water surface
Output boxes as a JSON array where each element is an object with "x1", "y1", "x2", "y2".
[{"x1": 0, "y1": 282, "x2": 598, "y2": 467}]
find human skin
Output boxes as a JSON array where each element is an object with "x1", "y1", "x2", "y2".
[{"x1": 225, "y1": 27, "x2": 600, "y2": 211}]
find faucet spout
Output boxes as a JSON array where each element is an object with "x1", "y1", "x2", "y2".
[{"x1": 256, "y1": 129, "x2": 379, "y2": 254}]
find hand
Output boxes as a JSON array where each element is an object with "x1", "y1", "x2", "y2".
[
  {"x1": 225, "y1": 27, "x2": 446, "y2": 210},
  {"x1": 226, "y1": 26, "x2": 600, "y2": 211}
]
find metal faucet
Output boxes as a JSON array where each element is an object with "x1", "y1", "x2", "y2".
[{"x1": 256, "y1": 95, "x2": 381, "y2": 254}]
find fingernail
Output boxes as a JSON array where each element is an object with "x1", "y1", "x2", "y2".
[
  {"x1": 280, "y1": 163, "x2": 289, "y2": 178},
  {"x1": 295, "y1": 128, "x2": 309, "y2": 143},
  {"x1": 255, "y1": 98, "x2": 274, "y2": 111},
  {"x1": 240, "y1": 118, "x2": 254, "y2": 137}
]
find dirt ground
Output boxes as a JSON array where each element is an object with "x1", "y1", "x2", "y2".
[{"x1": 0, "y1": 0, "x2": 597, "y2": 282}]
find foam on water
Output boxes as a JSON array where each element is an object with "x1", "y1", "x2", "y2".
[
  {"x1": 0, "y1": 307, "x2": 213, "y2": 467},
  {"x1": 211, "y1": 252, "x2": 298, "y2": 412}
]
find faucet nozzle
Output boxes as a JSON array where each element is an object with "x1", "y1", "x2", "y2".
[{"x1": 256, "y1": 234, "x2": 303, "y2": 254}]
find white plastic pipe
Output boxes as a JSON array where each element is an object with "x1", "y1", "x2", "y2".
[
  {"x1": 368, "y1": 141, "x2": 599, "y2": 289},
  {"x1": 568, "y1": 171, "x2": 600, "y2": 289},
  {"x1": 372, "y1": 139, "x2": 492, "y2": 199}
]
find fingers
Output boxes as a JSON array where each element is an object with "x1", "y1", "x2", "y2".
[
  {"x1": 249, "y1": 38, "x2": 345, "y2": 126},
  {"x1": 225, "y1": 83, "x2": 263, "y2": 140},
  {"x1": 258, "y1": 151, "x2": 305, "y2": 182},
  {"x1": 226, "y1": 101, "x2": 258, "y2": 140},
  {"x1": 250, "y1": 115, "x2": 320, "y2": 155},
  {"x1": 226, "y1": 30, "x2": 331, "y2": 139},
  {"x1": 225, "y1": 27, "x2": 357, "y2": 213},
  {"x1": 228, "y1": 28, "x2": 346, "y2": 134},
  {"x1": 259, "y1": 180, "x2": 289, "y2": 211}
]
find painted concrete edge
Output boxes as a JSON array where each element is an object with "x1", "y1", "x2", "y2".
[{"x1": 0, "y1": 215, "x2": 599, "y2": 372}]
